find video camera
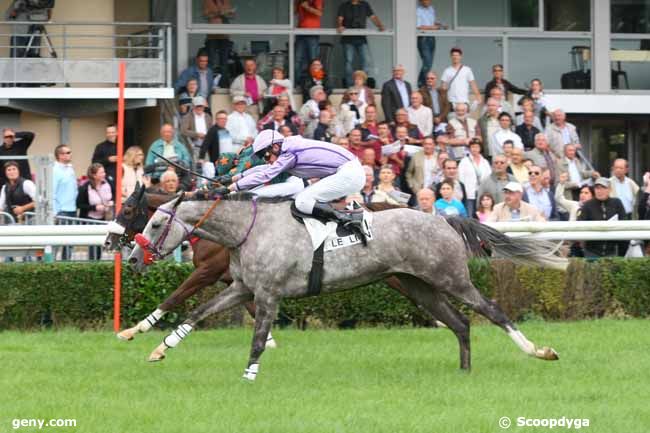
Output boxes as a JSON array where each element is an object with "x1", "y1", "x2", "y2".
[{"x1": 12, "y1": 0, "x2": 55, "y2": 21}]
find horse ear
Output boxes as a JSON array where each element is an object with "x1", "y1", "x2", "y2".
[{"x1": 172, "y1": 193, "x2": 184, "y2": 209}]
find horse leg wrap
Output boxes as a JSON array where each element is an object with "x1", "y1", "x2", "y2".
[
  {"x1": 163, "y1": 324, "x2": 193, "y2": 348},
  {"x1": 137, "y1": 309, "x2": 164, "y2": 333},
  {"x1": 242, "y1": 363, "x2": 259, "y2": 381}
]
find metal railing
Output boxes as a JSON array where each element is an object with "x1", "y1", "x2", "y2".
[{"x1": 0, "y1": 21, "x2": 172, "y2": 87}]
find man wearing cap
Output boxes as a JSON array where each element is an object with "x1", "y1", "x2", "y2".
[
  {"x1": 381, "y1": 65, "x2": 413, "y2": 124},
  {"x1": 487, "y1": 182, "x2": 545, "y2": 222},
  {"x1": 226, "y1": 95, "x2": 257, "y2": 152},
  {"x1": 579, "y1": 177, "x2": 628, "y2": 257},
  {"x1": 226, "y1": 129, "x2": 365, "y2": 227},
  {"x1": 181, "y1": 96, "x2": 213, "y2": 165}
]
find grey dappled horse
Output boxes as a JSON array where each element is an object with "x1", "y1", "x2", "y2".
[{"x1": 129, "y1": 193, "x2": 566, "y2": 381}]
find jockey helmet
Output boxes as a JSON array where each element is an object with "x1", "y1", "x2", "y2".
[{"x1": 252, "y1": 129, "x2": 284, "y2": 160}]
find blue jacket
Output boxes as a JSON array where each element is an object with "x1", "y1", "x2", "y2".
[{"x1": 175, "y1": 65, "x2": 214, "y2": 98}]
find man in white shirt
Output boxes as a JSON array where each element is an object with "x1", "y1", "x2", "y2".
[
  {"x1": 407, "y1": 91, "x2": 433, "y2": 137},
  {"x1": 440, "y1": 47, "x2": 482, "y2": 111},
  {"x1": 608, "y1": 158, "x2": 639, "y2": 219},
  {"x1": 493, "y1": 112, "x2": 523, "y2": 156},
  {"x1": 226, "y1": 95, "x2": 257, "y2": 151}
]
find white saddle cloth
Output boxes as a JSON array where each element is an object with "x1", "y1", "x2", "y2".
[{"x1": 303, "y1": 209, "x2": 373, "y2": 252}]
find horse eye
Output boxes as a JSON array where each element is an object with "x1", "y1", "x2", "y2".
[{"x1": 152, "y1": 222, "x2": 161, "y2": 229}]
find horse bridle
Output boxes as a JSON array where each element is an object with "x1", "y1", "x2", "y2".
[{"x1": 135, "y1": 197, "x2": 259, "y2": 263}]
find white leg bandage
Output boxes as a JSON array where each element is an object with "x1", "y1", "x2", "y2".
[
  {"x1": 163, "y1": 324, "x2": 193, "y2": 348},
  {"x1": 242, "y1": 363, "x2": 260, "y2": 381},
  {"x1": 137, "y1": 309, "x2": 165, "y2": 333},
  {"x1": 506, "y1": 326, "x2": 536, "y2": 356}
]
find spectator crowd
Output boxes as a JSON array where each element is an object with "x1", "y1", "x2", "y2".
[{"x1": 1, "y1": 0, "x2": 649, "y2": 261}]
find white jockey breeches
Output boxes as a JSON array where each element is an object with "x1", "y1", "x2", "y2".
[
  {"x1": 294, "y1": 158, "x2": 365, "y2": 214},
  {"x1": 252, "y1": 176, "x2": 305, "y2": 198}
]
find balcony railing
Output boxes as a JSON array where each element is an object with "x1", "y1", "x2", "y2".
[{"x1": 0, "y1": 21, "x2": 172, "y2": 87}]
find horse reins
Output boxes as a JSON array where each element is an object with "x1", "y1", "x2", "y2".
[{"x1": 136, "y1": 196, "x2": 258, "y2": 263}]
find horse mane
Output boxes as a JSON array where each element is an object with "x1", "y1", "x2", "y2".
[
  {"x1": 190, "y1": 192, "x2": 408, "y2": 209},
  {"x1": 188, "y1": 191, "x2": 294, "y2": 204},
  {"x1": 364, "y1": 202, "x2": 407, "y2": 212}
]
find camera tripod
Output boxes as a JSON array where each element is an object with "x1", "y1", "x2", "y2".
[{"x1": 23, "y1": 24, "x2": 57, "y2": 58}]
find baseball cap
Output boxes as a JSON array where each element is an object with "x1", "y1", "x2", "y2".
[
  {"x1": 594, "y1": 177, "x2": 610, "y2": 188},
  {"x1": 232, "y1": 95, "x2": 247, "y2": 104},
  {"x1": 503, "y1": 182, "x2": 523, "y2": 193},
  {"x1": 192, "y1": 96, "x2": 207, "y2": 107}
]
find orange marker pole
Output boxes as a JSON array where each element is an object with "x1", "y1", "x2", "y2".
[{"x1": 114, "y1": 62, "x2": 126, "y2": 332}]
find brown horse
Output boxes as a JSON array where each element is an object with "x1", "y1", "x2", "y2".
[{"x1": 104, "y1": 185, "x2": 441, "y2": 342}]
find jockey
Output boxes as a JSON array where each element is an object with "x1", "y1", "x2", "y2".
[
  {"x1": 227, "y1": 129, "x2": 365, "y2": 226},
  {"x1": 213, "y1": 143, "x2": 303, "y2": 198}
]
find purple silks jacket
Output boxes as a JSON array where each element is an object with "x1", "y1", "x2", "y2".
[{"x1": 234, "y1": 136, "x2": 355, "y2": 191}]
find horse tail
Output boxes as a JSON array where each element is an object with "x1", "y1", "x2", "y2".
[{"x1": 444, "y1": 216, "x2": 568, "y2": 271}]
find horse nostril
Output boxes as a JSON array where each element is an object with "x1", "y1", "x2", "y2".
[{"x1": 129, "y1": 257, "x2": 138, "y2": 265}]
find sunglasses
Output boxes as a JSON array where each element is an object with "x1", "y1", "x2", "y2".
[
  {"x1": 529, "y1": 171, "x2": 540, "y2": 175},
  {"x1": 4, "y1": 135, "x2": 15, "y2": 139}
]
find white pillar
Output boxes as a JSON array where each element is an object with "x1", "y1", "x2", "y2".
[
  {"x1": 394, "y1": 0, "x2": 418, "y2": 85},
  {"x1": 593, "y1": 0, "x2": 611, "y2": 92},
  {"x1": 177, "y1": 0, "x2": 189, "y2": 74}
]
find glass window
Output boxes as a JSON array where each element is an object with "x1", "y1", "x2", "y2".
[
  {"x1": 192, "y1": 0, "x2": 290, "y2": 25},
  {"x1": 589, "y1": 119, "x2": 628, "y2": 176},
  {"x1": 508, "y1": 38, "x2": 591, "y2": 90},
  {"x1": 428, "y1": 36, "x2": 503, "y2": 89},
  {"x1": 189, "y1": 33, "x2": 289, "y2": 86},
  {"x1": 458, "y1": 0, "x2": 538, "y2": 28},
  {"x1": 314, "y1": 35, "x2": 394, "y2": 88},
  {"x1": 611, "y1": 39, "x2": 650, "y2": 90},
  {"x1": 318, "y1": 0, "x2": 394, "y2": 30},
  {"x1": 544, "y1": 0, "x2": 590, "y2": 31},
  {"x1": 612, "y1": 0, "x2": 650, "y2": 33}
]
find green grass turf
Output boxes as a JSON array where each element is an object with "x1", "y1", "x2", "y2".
[{"x1": 1, "y1": 319, "x2": 648, "y2": 433}]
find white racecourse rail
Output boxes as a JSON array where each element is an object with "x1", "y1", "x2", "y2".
[{"x1": 1, "y1": 220, "x2": 650, "y2": 247}]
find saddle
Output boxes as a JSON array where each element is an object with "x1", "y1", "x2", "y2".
[{"x1": 290, "y1": 202, "x2": 372, "y2": 297}]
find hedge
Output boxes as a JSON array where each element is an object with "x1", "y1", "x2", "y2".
[{"x1": 1, "y1": 258, "x2": 649, "y2": 330}]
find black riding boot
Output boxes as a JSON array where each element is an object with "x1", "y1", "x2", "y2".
[
  {"x1": 311, "y1": 202, "x2": 367, "y2": 245},
  {"x1": 311, "y1": 202, "x2": 354, "y2": 225}
]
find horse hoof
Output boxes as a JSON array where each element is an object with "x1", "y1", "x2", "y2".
[
  {"x1": 148, "y1": 344, "x2": 167, "y2": 362},
  {"x1": 116, "y1": 327, "x2": 137, "y2": 341},
  {"x1": 241, "y1": 372, "x2": 257, "y2": 382},
  {"x1": 536, "y1": 346, "x2": 559, "y2": 361},
  {"x1": 265, "y1": 338, "x2": 277, "y2": 349}
]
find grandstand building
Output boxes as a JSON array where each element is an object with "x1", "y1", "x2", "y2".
[{"x1": 0, "y1": 0, "x2": 649, "y2": 178}]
